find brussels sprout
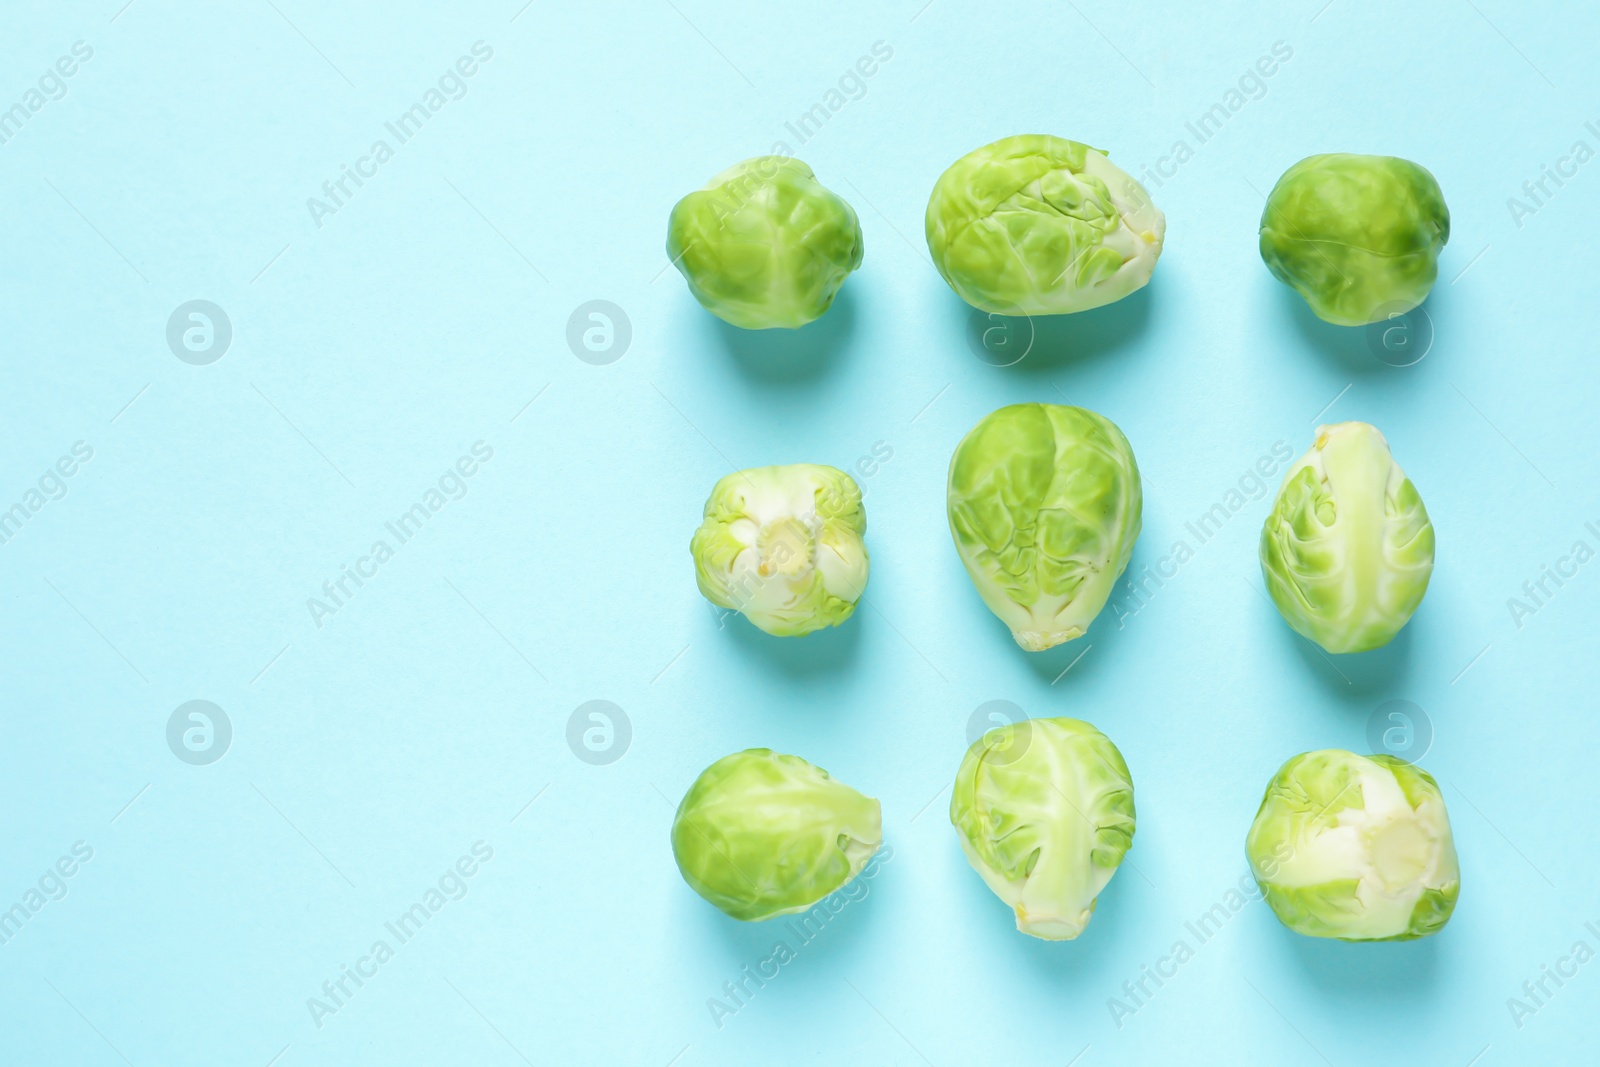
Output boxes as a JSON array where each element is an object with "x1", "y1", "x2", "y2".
[
  {"x1": 691, "y1": 463, "x2": 868, "y2": 637},
  {"x1": 1246, "y1": 750, "x2": 1460, "y2": 941},
  {"x1": 951, "y1": 717, "x2": 1135, "y2": 940},
  {"x1": 1259, "y1": 153, "x2": 1450, "y2": 326},
  {"x1": 672, "y1": 748, "x2": 883, "y2": 921},
  {"x1": 1260, "y1": 422, "x2": 1433, "y2": 653},
  {"x1": 666, "y1": 156, "x2": 863, "y2": 329},
  {"x1": 948, "y1": 404, "x2": 1141, "y2": 651},
  {"x1": 925, "y1": 135, "x2": 1164, "y2": 315}
]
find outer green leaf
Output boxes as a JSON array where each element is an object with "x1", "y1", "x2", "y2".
[
  {"x1": 1246, "y1": 749, "x2": 1460, "y2": 941},
  {"x1": 950, "y1": 717, "x2": 1135, "y2": 940},
  {"x1": 1259, "y1": 153, "x2": 1450, "y2": 326},
  {"x1": 667, "y1": 156, "x2": 862, "y2": 329},
  {"x1": 948, "y1": 404, "x2": 1141, "y2": 650},
  {"x1": 1259, "y1": 422, "x2": 1434, "y2": 653},
  {"x1": 672, "y1": 749, "x2": 882, "y2": 921},
  {"x1": 925, "y1": 134, "x2": 1164, "y2": 315},
  {"x1": 691, "y1": 463, "x2": 868, "y2": 637}
]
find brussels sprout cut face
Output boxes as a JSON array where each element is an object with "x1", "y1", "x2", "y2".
[
  {"x1": 1260, "y1": 422, "x2": 1433, "y2": 653},
  {"x1": 951, "y1": 718, "x2": 1135, "y2": 940},
  {"x1": 1246, "y1": 750, "x2": 1459, "y2": 941},
  {"x1": 666, "y1": 156, "x2": 863, "y2": 329},
  {"x1": 948, "y1": 404, "x2": 1141, "y2": 651},
  {"x1": 925, "y1": 134, "x2": 1164, "y2": 316},
  {"x1": 1260, "y1": 153, "x2": 1450, "y2": 326},
  {"x1": 691, "y1": 464, "x2": 868, "y2": 637},
  {"x1": 672, "y1": 749, "x2": 883, "y2": 921}
]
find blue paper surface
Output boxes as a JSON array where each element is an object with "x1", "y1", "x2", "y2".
[{"x1": 2, "y1": 1, "x2": 1597, "y2": 1063}]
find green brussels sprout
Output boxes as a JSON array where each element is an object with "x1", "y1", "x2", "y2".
[
  {"x1": 951, "y1": 717, "x2": 1135, "y2": 940},
  {"x1": 1259, "y1": 153, "x2": 1450, "y2": 326},
  {"x1": 1260, "y1": 422, "x2": 1434, "y2": 653},
  {"x1": 666, "y1": 156, "x2": 863, "y2": 329},
  {"x1": 1246, "y1": 750, "x2": 1460, "y2": 941},
  {"x1": 947, "y1": 403, "x2": 1141, "y2": 651},
  {"x1": 925, "y1": 134, "x2": 1164, "y2": 315},
  {"x1": 672, "y1": 748, "x2": 883, "y2": 921},
  {"x1": 691, "y1": 463, "x2": 868, "y2": 637}
]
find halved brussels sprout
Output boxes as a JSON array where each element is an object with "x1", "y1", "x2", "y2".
[
  {"x1": 672, "y1": 748, "x2": 882, "y2": 921},
  {"x1": 1246, "y1": 749, "x2": 1459, "y2": 941},
  {"x1": 1259, "y1": 422, "x2": 1433, "y2": 653},
  {"x1": 925, "y1": 134, "x2": 1164, "y2": 315},
  {"x1": 691, "y1": 463, "x2": 868, "y2": 637},
  {"x1": 948, "y1": 403, "x2": 1141, "y2": 651},
  {"x1": 951, "y1": 717, "x2": 1135, "y2": 940},
  {"x1": 1260, "y1": 153, "x2": 1449, "y2": 326},
  {"x1": 667, "y1": 156, "x2": 862, "y2": 329}
]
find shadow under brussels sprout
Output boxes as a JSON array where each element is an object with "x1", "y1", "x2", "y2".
[
  {"x1": 1272, "y1": 279, "x2": 1451, "y2": 376},
  {"x1": 940, "y1": 823, "x2": 1139, "y2": 990},
  {"x1": 950, "y1": 281, "x2": 1156, "y2": 372},
  {"x1": 1274, "y1": 921, "x2": 1445, "y2": 1001},
  {"x1": 708, "y1": 285, "x2": 859, "y2": 383},
  {"x1": 1270, "y1": 607, "x2": 1420, "y2": 698},
  {"x1": 674, "y1": 853, "x2": 888, "y2": 999},
  {"x1": 960, "y1": 538, "x2": 1144, "y2": 684},
  {"x1": 723, "y1": 610, "x2": 864, "y2": 678}
]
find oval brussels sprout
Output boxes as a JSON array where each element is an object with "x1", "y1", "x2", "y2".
[
  {"x1": 691, "y1": 463, "x2": 868, "y2": 637},
  {"x1": 1259, "y1": 153, "x2": 1450, "y2": 326},
  {"x1": 1246, "y1": 750, "x2": 1459, "y2": 941},
  {"x1": 948, "y1": 404, "x2": 1141, "y2": 651},
  {"x1": 925, "y1": 134, "x2": 1164, "y2": 315},
  {"x1": 1259, "y1": 422, "x2": 1433, "y2": 653},
  {"x1": 951, "y1": 717, "x2": 1135, "y2": 940},
  {"x1": 666, "y1": 156, "x2": 863, "y2": 329},
  {"x1": 672, "y1": 748, "x2": 883, "y2": 921}
]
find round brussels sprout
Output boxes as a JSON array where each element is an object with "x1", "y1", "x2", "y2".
[
  {"x1": 672, "y1": 748, "x2": 883, "y2": 921},
  {"x1": 1260, "y1": 422, "x2": 1433, "y2": 653},
  {"x1": 948, "y1": 403, "x2": 1141, "y2": 651},
  {"x1": 925, "y1": 135, "x2": 1164, "y2": 315},
  {"x1": 1246, "y1": 750, "x2": 1460, "y2": 941},
  {"x1": 691, "y1": 463, "x2": 868, "y2": 637},
  {"x1": 951, "y1": 717, "x2": 1135, "y2": 940},
  {"x1": 666, "y1": 156, "x2": 863, "y2": 329},
  {"x1": 1259, "y1": 153, "x2": 1450, "y2": 326}
]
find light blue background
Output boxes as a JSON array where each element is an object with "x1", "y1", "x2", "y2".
[{"x1": 3, "y1": 1, "x2": 1597, "y2": 1063}]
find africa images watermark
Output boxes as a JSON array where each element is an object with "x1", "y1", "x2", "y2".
[
  {"x1": 1107, "y1": 440, "x2": 1294, "y2": 627},
  {"x1": 0, "y1": 41, "x2": 95, "y2": 148},
  {"x1": 1133, "y1": 41, "x2": 1293, "y2": 192},
  {"x1": 1504, "y1": 518, "x2": 1600, "y2": 630},
  {"x1": 1506, "y1": 921, "x2": 1600, "y2": 1030},
  {"x1": 306, "y1": 841, "x2": 494, "y2": 1029},
  {"x1": 0, "y1": 841, "x2": 95, "y2": 948},
  {"x1": 696, "y1": 38, "x2": 895, "y2": 216},
  {"x1": 1107, "y1": 843, "x2": 1292, "y2": 1029},
  {"x1": 305, "y1": 442, "x2": 494, "y2": 628},
  {"x1": 0, "y1": 440, "x2": 94, "y2": 549},
  {"x1": 776, "y1": 41, "x2": 894, "y2": 152},
  {"x1": 306, "y1": 41, "x2": 495, "y2": 230},
  {"x1": 1506, "y1": 119, "x2": 1600, "y2": 231},
  {"x1": 704, "y1": 845, "x2": 893, "y2": 1030}
]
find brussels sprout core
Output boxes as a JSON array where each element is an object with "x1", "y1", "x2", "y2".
[
  {"x1": 757, "y1": 517, "x2": 813, "y2": 577},
  {"x1": 1246, "y1": 750, "x2": 1460, "y2": 941},
  {"x1": 692, "y1": 464, "x2": 868, "y2": 637}
]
